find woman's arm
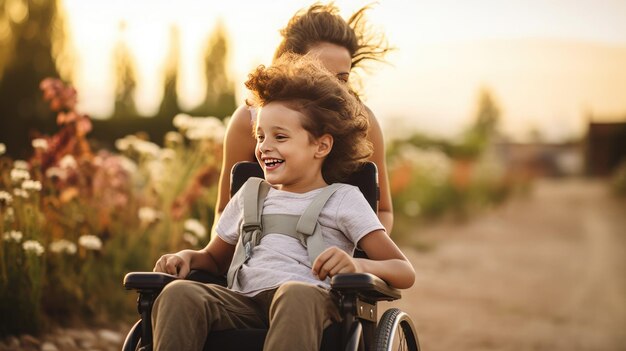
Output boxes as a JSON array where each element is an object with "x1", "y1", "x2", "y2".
[
  {"x1": 363, "y1": 105, "x2": 394, "y2": 234},
  {"x1": 212, "y1": 104, "x2": 257, "y2": 234}
]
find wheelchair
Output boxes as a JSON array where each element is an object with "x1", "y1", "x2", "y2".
[{"x1": 122, "y1": 161, "x2": 420, "y2": 351}]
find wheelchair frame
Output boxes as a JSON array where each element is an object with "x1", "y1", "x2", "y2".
[{"x1": 122, "y1": 161, "x2": 420, "y2": 351}]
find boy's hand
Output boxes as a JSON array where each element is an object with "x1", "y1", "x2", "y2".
[
  {"x1": 312, "y1": 247, "x2": 361, "y2": 280},
  {"x1": 154, "y1": 253, "x2": 190, "y2": 278}
]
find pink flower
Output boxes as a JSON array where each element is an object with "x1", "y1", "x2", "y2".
[
  {"x1": 76, "y1": 116, "x2": 92, "y2": 136},
  {"x1": 40, "y1": 78, "x2": 77, "y2": 112}
]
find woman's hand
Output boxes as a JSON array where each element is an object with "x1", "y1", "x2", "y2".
[
  {"x1": 154, "y1": 253, "x2": 190, "y2": 278},
  {"x1": 312, "y1": 246, "x2": 361, "y2": 280}
]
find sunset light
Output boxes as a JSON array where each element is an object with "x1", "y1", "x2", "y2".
[{"x1": 60, "y1": 0, "x2": 626, "y2": 141}]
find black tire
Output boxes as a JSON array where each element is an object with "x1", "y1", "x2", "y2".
[
  {"x1": 374, "y1": 308, "x2": 420, "y2": 351},
  {"x1": 122, "y1": 320, "x2": 143, "y2": 351}
]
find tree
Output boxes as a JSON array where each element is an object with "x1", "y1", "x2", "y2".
[
  {"x1": 472, "y1": 88, "x2": 500, "y2": 138},
  {"x1": 458, "y1": 88, "x2": 501, "y2": 158},
  {"x1": 189, "y1": 22, "x2": 236, "y2": 119},
  {"x1": 111, "y1": 22, "x2": 138, "y2": 120},
  {"x1": 156, "y1": 25, "x2": 181, "y2": 120},
  {"x1": 0, "y1": 0, "x2": 71, "y2": 157}
]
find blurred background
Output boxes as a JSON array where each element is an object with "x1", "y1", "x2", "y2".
[{"x1": 0, "y1": 0, "x2": 625, "y2": 350}]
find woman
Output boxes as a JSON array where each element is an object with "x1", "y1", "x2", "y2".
[{"x1": 215, "y1": 3, "x2": 394, "y2": 232}]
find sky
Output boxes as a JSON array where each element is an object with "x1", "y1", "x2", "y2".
[{"x1": 61, "y1": 0, "x2": 626, "y2": 141}]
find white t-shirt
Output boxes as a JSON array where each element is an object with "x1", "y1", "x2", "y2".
[{"x1": 216, "y1": 183, "x2": 385, "y2": 296}]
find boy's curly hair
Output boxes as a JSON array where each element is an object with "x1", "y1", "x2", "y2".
[{"x1": 245, "y1": 53, "x2": 373, "y2": 183}]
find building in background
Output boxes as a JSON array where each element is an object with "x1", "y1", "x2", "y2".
[{"x1": 585, "y1": 121, "x2": 626, "y2": 176}]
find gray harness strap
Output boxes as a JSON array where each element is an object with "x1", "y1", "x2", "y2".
[
  {"x1": 226, "y1": 179, "x2": 341, "y2": 288},
  {"x1": 295, "y1": 183, "x2": 342, "y2": 263},
  {"x1": 227, "y1": 178, "x2": 269, "y2": 288}
]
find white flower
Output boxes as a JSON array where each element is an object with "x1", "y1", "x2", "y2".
[
  {"x1": 116, "y1": 135, "x2": 162, "y2": 158},
  {"x1": 45, "y1": 166, "x2": 68, "y2": 180},
  {"x1": 10, "y1": 168, "x2": 30, "y2": 182},
  {"x1": 13, "y1": 188, "x2": 29, "y2": 199},
  {"x1": 22, "y1": 179, "x2": 42, "y2": 191},
  {"x1": 135, "y1": 140, "x2": 161, "y2": 158},
  {"x1": 184, "y1": 218, "x2": 207, "y2": 239},
  {"x1": 183, "y1": 117, "x2": 226, "y2": 142},
  {"x1": 3, "y1": 230, "x2": 23, "y2": 242},
  {"x1": 159, "y1": 148, "x2": 176, "y2": 162},
  {"x1": 0, "y1": 190, "x2": 12, "y2": 205},
  {"x1": 115, "y1": 135, "x2": 161, "y2": 157},
  {"x1": 22, "y1": 240, "x2": 45, "y2": 256},
  {"x1": 49, "y1": 239, "x2": 77, "y2": 255},
  {"x1": 115, "y1": 135, "x2": 140, "y2": 152},
  {"x1": 146, "y1": 160, "x2": 165, "y2": 183},
  {"x1": 173, "y1": 113, "x2": 192, "y2": 130},
  {"x1": 0, "y1": 143, "x2": 5, "y2": 155},
  {"x1": 113, "y1": 156, "x2": 135, "y2": 174},
  {"x1": 173, "y1": 114, "x2": 226, "y2": 142},
  {"x1": 164, "y1": 131, "x2": 184, "y2": 146},
  {"x1": 78, "y1": 234, "x2": 102, "y2": 251},
  {"x1": 182, "y1": 233, "x2": 199, "y2": 246},
  {"x1": 32, "y1": 138, "x2": 49, "y2": 150},
  {"x1": 138, "y1": 207, "x2": 160, "y2": 224},
  {"x1": 13, "y1": 160, "x2": 29, "y2": 170},
  {"x1": 59, "y1": 155, "x2": 77, "y2": 169}
]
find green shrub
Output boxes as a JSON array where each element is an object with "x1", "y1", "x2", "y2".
[{"x1": 0, "y1": 79, "x2": 224, "y2": 336}]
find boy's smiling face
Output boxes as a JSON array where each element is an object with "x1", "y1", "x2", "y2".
[{"x1": 255, "y1": 102, "x2": 331, "y2": 193}]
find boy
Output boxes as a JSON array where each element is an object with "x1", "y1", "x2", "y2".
[{"x1": 152, "y1": 53, "x2": 415, "y2": 351}]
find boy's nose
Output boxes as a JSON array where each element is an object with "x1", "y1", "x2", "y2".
[{"x1": 259, "y1": 139, "x2": 273, "y2": 152}]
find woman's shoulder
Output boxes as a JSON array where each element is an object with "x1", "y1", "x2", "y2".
[
  {"x1": 224, "y1": 104, "x2": 257, "y2": 144},
  {"x1": 361, "y1": 103, "x2": 380, "y2": 126},
  {"x1": 229, "y1": 104, "x2": 255, "y2": 128}
]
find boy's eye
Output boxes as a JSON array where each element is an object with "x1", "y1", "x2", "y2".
[
  {"x1": 275, "y1": 134, "x2": 288, "y2": 141},
  {"x1": 256, "y1": 134, "x2": 265, "y2": 142}
]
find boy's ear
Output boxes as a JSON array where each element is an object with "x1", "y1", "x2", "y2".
[{"x1": 314, "y1": 134, "x2": 333, "y2": 158}]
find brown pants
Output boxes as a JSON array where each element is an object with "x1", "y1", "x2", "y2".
[{"x1": 152, "y1": 280, "x2": 341, "y2": 351}]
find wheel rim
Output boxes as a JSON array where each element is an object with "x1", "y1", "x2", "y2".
[
  {"x1": 376, "y1": 309, "x2": 420, "y2": 351},
  {"x1": 387, "y1": 313, "x2": 418, "y2": 351}
]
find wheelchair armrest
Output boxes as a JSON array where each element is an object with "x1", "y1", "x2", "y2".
[
  {"x1": 186, "y1": 270, "x2": 227, "y2": 286},
  {"x1": 123, "y1": 270, "x2": 226, "y2": 292},
  {"x1": 330, "y1": 273, "x2": 401, "y2": 301},
  {"x1": 123, "y1": 272, "x2": 179, "y2": 291}
]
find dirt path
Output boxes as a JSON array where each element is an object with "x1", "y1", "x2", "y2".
[{"x1": 385, "y1": 179, "x2": 626, "y2": 351}]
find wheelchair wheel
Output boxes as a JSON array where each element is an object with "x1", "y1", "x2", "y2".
[
  {"x1": 122, "y1": 320, "x2": 143, "y2": 351},
  {"x1": 374, "y1": 308, "x2": 420, "y2": 351}
]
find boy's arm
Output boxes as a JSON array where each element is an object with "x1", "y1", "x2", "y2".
[
  {"x1": 312, "y1": 229, "x2": 415, "y2": 289},
  {"x1": 194, "y1": 236, "x2": 236, "y2": 275},
  {"x1": 154, "y1": 235, "x2": 235, "y2": 278},
  {"x1": 354, "y1": 229, "x2": 415, "y2": 289}
]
